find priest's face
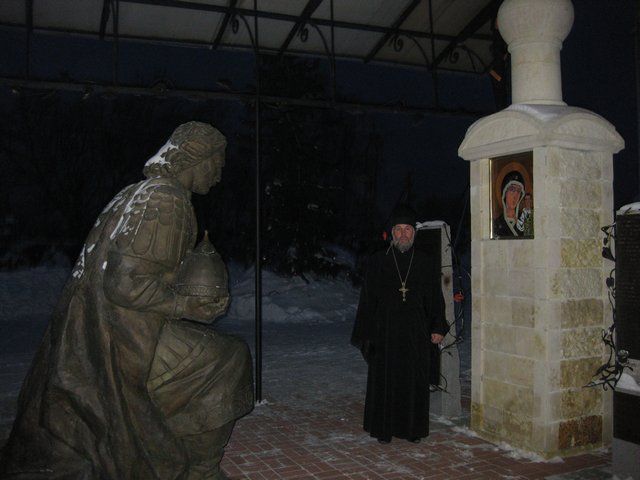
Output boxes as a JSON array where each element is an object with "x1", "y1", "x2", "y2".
[{"x1": 392, "y1": 224, "x2": 415, "y2": 253}]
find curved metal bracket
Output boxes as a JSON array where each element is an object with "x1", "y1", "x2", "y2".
[
  {"x1": 448, "y1": 44, "x2": 487, "y2": 73},
  {"x1": 389, "y1": 34, "x2": 432, "y2": 71},
  {"x1": 230, "y1": 12, "x2": 258, "y2": 54}
]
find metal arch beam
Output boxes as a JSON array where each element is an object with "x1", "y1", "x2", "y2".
[
  {"x1": 364, "y1": 0, "x2": 421, "y2": 64},
  {"x1": 432, "y1": 0, "x2": 501, "y2": 69},
  {"x1": 26, "y1": 0, "x2": 33, "y2": 32},
  {"x1": 99, "y1": 0, "x2": 111, "y2": 39},
  {"x1": 25, "y1": 0, "x2": 33, "y2": 78},
  {"x1": 277, "y1": 0, "x2": 323, "y2": 58},
  {"x1": 119, "y1": 0, "x2": 491, "y2": 43},
  {"x1": 211, "y1": 0, "x2": 237, "y2": 50},
  {"x1": 0, "y1": 77, "x2": 491, "y2": 118}
]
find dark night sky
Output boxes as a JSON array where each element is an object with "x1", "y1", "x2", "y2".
[{"x1": 0, "y1": 0, "x2": 637, "y2": 262}]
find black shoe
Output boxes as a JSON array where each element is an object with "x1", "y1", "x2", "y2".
[
  {"x1": 408, "y1": 437, "x2": 421, "y2": 444},
  {"x1": 377, "y1": 438, "x2": 391, "y2": 444}
]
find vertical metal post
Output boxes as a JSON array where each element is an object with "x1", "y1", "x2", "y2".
[
  {"x1": 25, "y1": 0, "x2": 33, "y2": 79},
  {"x1": 112, "y1": 0, "x2": 120, "y2": 85},
  {"x1": 253, "y1": 0, "x2": 263, "y2": 404},
  {"x1": 428, "y1": 0, "x2": 439, "y2": 106},
  {"x1": 330, "y1": 0, "x2": 336, "y2": 102},
  {"x1": 636, "y1": 0, "x2": 640, "y2": 194}
]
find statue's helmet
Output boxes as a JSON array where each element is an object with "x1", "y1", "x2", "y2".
[
  {"x1": 175, "y1": 231, "x2": 229, "y2": 320},
  {"x1": 144, "y1": 121, "x2": 227, "y2": 179}
]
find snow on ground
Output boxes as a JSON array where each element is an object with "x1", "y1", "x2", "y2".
[{"x1": 224, "y1": 263, "x2": 358, "y2": 325}]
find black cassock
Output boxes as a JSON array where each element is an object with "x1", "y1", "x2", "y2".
[{"x1": 351, "y1": 245, "x2": 447, "y2": 441}]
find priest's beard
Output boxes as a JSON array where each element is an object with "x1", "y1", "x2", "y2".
[{"x1": 392, "y1": 237, "x2": 414, "y2": 253}]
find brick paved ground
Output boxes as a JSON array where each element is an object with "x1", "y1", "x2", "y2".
[
  {"x1": 217, "y1": 322, "x2": 611, "y2": 480},
  {"x1": 0, "y1": 319, "x2": 612, "y2": 480},
  {"x1": 220, "y1": 394, "x2": 611, "y2": 480}
]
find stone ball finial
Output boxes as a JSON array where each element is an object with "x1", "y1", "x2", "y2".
[
  {"x1": 497, "y1": 0, "x2": 575, "y2": 105},
  {"x1": 498, "y1": 0, "x2": 574, "y2": 46}
]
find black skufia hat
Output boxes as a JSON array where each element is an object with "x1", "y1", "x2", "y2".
[{"x1": 391, "y1": 204, "x2": 417, "y2": 227}]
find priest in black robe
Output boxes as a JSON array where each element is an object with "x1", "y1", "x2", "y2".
[{"x1": 351, "y1": 205, "x2": 447, "y2": 443}]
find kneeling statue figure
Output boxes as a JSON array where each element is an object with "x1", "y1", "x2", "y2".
[{"x1": 1, "y1": 122, "x2": 253, "y2": 480}]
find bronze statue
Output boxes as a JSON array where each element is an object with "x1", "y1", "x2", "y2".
[{"x1": 1, "y1": 122, "x2": 253, "y2": 479}]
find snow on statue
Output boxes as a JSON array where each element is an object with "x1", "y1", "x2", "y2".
[{"x1": 0, "y1": 122, "x2": 253, "y2": 480}]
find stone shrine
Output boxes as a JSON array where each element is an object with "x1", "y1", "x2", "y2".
[{"x1": 459, "y1": 0, "x2": 624, "y2": 457}]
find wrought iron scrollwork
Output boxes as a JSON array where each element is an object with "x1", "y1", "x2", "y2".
[
  {"x1": 299, "y1": 26, "x2": 309, "y2": 43},
  {"x1": 447, "y1": 44, "x2": 487, "y2": 73},
  {"x1": 390, "y1": 35, "x2": 404, "y2": 52},
  {"x1": 385, "y1": 34, "x2": 432, "y2": 71},
  {"x1": 585, "y1": 223, "x2": 633, "y2": 391},
  {"x1": 230, "y1": 13, "x2": 257, "y2": 53}
]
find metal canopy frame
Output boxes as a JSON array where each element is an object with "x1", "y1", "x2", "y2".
[{"x1": 1, "y1": 0, "x2": 505, "y2": 403}]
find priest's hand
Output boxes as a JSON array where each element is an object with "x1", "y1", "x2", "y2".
[{"x1": 431, "y1": 333, "x2": 444, "y2": 344}]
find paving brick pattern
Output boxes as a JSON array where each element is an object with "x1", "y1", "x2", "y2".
[{"x1": 221, "y1": 395, "x2": 610, "y2": 480}]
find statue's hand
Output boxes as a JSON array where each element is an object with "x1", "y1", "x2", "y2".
[{"x1": 181, "y1": 295, "x2": 229, "y2": 323}]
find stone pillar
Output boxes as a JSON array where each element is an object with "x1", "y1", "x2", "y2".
[
  {"x1": 418, "y1": 221, "x2": 462, "y2": 418},
  {"x1": 458, "y1": 0, "x2": 624, "y2": 458}
]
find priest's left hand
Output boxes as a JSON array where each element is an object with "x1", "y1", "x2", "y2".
[{"x1": 431, "y1": 333, "x2": 444, "y2": 344}]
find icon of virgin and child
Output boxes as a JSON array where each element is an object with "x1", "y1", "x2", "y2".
[{"x1": 491, "y1": 156, "x2": 534, "y2": 239}]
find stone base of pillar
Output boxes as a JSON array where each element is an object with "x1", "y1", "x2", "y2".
[{"x1": 430, "y1": 343, "x2": 462, "y2": 418}]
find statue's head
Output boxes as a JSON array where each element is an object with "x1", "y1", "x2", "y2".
[{"x1": 143, "y1": 121, "x2": 227, "y2": 194}]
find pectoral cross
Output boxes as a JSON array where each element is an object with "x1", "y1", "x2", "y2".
[{"x1": 399, "y1": 283, "x2": 409, "y2": 302}]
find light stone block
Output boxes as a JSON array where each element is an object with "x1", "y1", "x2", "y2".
[
  {"x1": 600, "y1": 154, "x2": 613, "y2": 181},
  {"x1": 508, "y1": 269, "x2": 535, "y2": 298},
  {"x1": 551, "y1": 268, "x2": 603, "y2": 299},
  {"x1": 512, "y1": 298, "x2": 535, "y2": 327},
  {"x1": 503, "y1": 410, "x2": 534, "y2": 447},
  {"x1": 506, "y1": 355, "x2": 535, "y2": 386},
  {"x1": 480, "y1": 404, "x2": 504, "y2": 438},
  {"x1": 485, "y1": 296, "x2": 512, "y2": 325},
  {"x1": 559, "y1": 357, "x2": 603, "y2": 389},
  {"x1": 549, "y1": 388, "x2": 603, "y2": 421},
  {"x1": 516, "y1": 328, "x2": 545, "y2": 359},
  {"x1": 484, "y1": 351, "x2": 534, "y2": 386},
  {"x1": 544, "y1": 177, "x2": 562, "y2": 209},
  {"x1": 560, "y1": 239, "x2": 601, "y2": 268},
  {"x1": 537, "y1": 206, "x2": 561, "y2": 238},
  {"x1": 559, "y1": 179, "x2": 602, "y2": 209},
  {"x1": 510, "y1": 240, "x2": 534, "y2": 268},
  {"x1": 560, "y1": 388, "x2": 602, "y2": 419},
  {"x1": 560, "y1": 299, "x2": 604, "y2": 328},
  {"x1": 484, "y1": 325, "x2": 543, "y2": 358},
  {"x1": 601, "y1": 183, "x2": 614, "y2": 216},
  {"x1": 470, "y1": 159, "x2": 480, "y2": 184},
  {"x1": 483, "y1": 241, "x2": 508, "y2": 268},
  {"x1": 484, "y1": 378, "x2": 534, "y2": 416},
  {"x1": 484, "y1": 324, "x2": 519, "y2": 355},
  {"x1": 471, "y1": 208, "x2": 481, "y2": 239},
  {"x1": 561, "y1": 327, "x2": 604, "y2": 359},
  {"x1": 547, "y1": 147, "x2": 602, "y2": 180},
  {"x1": 538, "y1": 238, "x2": 561, "y2": 269},
  {"x1": 533, "y1": 421, "x2": 559, "y2": 454},
  {"x1": 535, "y1": 267, "x2": 551, "y2": 300},
  {"x1": 560, "y1": 208, "x2": 601, "y2": 238},
  {"x1": 484, "y1": 267, "x2": 510, "y2": 295},
  {"x1": 546, "y1": 330, "x2": 563, "y2": 360}
]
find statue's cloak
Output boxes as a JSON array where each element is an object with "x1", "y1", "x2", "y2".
[{"x1": 1, "y1": 177, "x2": 253, "y2": 479}]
